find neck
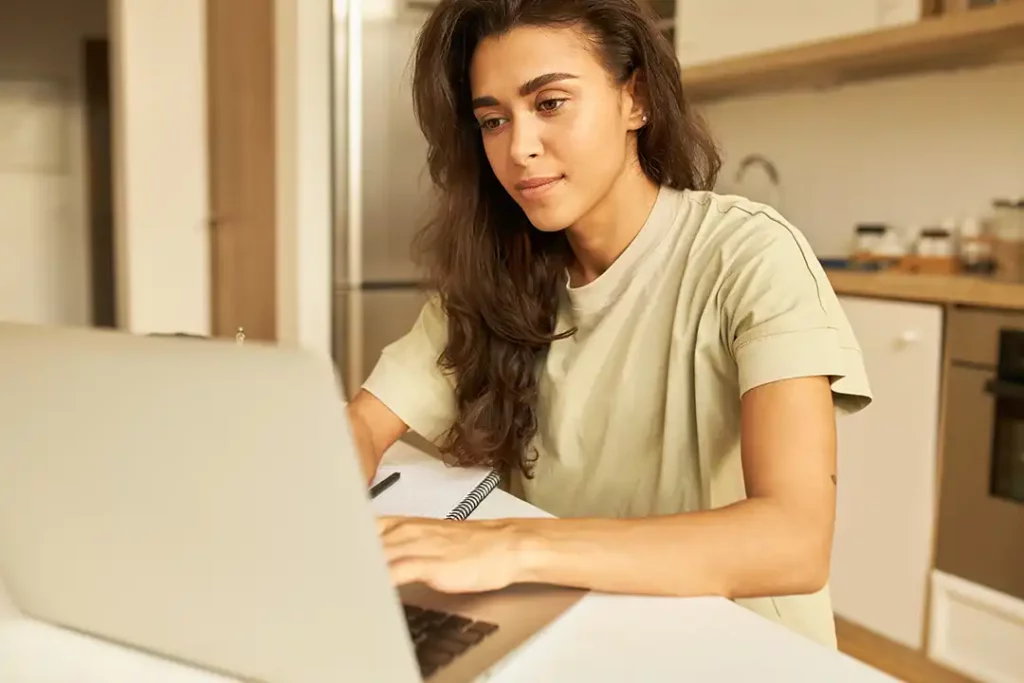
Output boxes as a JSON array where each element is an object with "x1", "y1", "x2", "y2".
[{"x1": 565, "y1": 165, "x2": 659, "y2": 287}]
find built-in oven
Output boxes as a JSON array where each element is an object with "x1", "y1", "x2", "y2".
[
  {"x1": 989, "y1": 329, "x2": 1024, "y2": 504},
  {"x1": 935, "y1": 306, "x2": 1024, "y2": 602}
]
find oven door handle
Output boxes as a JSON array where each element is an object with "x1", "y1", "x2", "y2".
[{"x1": 984, "y1": 378, "x2": 1024, "y2": 400}]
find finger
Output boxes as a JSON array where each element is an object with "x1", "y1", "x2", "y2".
[
  {"x1": 388, "y1": 557, "x2": 438, "y2": 586},
  {"x1": 382, "y1": 533, "x2": 449, "y2": 564},
  {"x1": 377, "y1": 517, "x2": 451, "y2": 544}
]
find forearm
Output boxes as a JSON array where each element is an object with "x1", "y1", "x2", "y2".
[
  {"x1": 509, "y1": 498, "x2": 832, "y2": 599},
  {"x1": 346, "y1": 405, "x2": 384, "y2": 483},
  {"x1": 346, "y1": 390, "x2": 411, "y2": 483}
]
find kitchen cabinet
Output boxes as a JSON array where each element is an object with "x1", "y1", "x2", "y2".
[
  {"x1": 930, "y1": 566, "x2": 1024, "y2": 683},
  {"x1": 673, "y1": 0, "x2": 919, "y2": 67},
  {"x1": 830, "y1": 296, "x2": 943, "y2": 649}
]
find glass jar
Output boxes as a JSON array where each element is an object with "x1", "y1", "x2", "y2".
[
  {"x1": 916, "y1": 226, "x2": 954, "y2": 258},
  {"x1": 854, "y1": 224, "x2": 887, "y2": 255},
  {"x1": 991, "y1": 199, "x2": 1024, "y2": 282},
  {"x1": 959, "y1": 216, "x2": 995, "y2": 275}
]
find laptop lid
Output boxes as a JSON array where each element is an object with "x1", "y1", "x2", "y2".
[{"x1": 0, "y1": 323, "x2": 420, "y2": 683}]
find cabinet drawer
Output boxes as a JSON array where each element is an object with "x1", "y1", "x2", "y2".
[
  {"x1": 929, "y1": 571, "x2": 1024, "y2": 683},
  {"x1": 946, "y1": 306, "x2": 1024, "y2": 367}
]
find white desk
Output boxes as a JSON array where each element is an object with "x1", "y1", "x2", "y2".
[
  {"x1": 0, "y1": 443, "x2": 898, "y2": 682},
  {"x1": 469, "y1": 484, "x2": 898, "y2": 682}
]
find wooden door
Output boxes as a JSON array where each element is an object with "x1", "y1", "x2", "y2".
[{"x1": 206, "y1": 0, "x2": 277, "y2": 341}]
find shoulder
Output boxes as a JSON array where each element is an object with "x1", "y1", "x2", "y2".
[
  {"x1": 669, "y1": 190, "x2": 829, "y2": 310},
  {"x1": 681, "y1": 190, "x2": 817, "y2": 262},
  {"x1": 416, "y1": 293, "x2": 449, "y2": 340},
  {"x1": 672, "y1": 191, "x2": 872, "y2": 412},
  {"x1": 683, "y1": 191, "x2": 832, "y2": 326}
]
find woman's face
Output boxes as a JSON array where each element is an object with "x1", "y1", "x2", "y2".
[{"x1": 469, "y1": 25, "x2": 643, "y2": 232}]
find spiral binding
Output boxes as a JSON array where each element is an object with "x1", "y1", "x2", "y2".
[{"x1": 445, "y1": 470, "x2": 502, "y2": 521}]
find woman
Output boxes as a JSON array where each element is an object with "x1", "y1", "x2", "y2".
[{"x1": 348, "y1": 0, "x2": 872, "y2": 648}]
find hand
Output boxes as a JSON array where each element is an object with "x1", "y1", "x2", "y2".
[{"x1": 377, "y1": 517, "x2": 526, "y2": 594}]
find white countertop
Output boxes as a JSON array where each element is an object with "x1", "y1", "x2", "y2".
[{"x1": 0, "y1": 442, "x2": 898, "y2": 682}]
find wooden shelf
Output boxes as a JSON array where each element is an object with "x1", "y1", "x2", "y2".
[{"x1": 681, "y1": 3, "x2": 1024, "y2": 102}]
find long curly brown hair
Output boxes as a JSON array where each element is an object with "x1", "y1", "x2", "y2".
[{"x1": 410, "y1": 0, "x2": 720, "y2": 477}]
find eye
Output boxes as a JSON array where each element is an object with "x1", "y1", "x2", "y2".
[
  {"x1": 478, "y1": 116, "x2": 507, "y2": 132},
  {"x1": 537, "y1": 98, "x2": 567, "y2": 113}
]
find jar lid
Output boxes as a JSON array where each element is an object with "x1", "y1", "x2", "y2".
[{"x1": 855, "y1": 223, "x2": 887, "y2": 234}]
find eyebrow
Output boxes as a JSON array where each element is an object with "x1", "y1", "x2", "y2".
[{"x1": 471, "y1": 72, "x2": 579, "y2": 110}]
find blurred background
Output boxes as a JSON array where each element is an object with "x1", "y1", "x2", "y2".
[{"x1": 0, "y1": 0, "x2": 1021, "y2": 681}]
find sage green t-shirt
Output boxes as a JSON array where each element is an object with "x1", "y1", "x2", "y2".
[{"x1": 362, "y1": 186, "x2": 872, "y2": 648}]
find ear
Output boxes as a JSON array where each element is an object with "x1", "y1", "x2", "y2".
[{"x1": 623, "y1": 69, "x2": 650, "y2": 131}]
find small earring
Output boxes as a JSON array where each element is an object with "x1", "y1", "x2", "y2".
[{"x1": 641, "y1": 114, "x2": 648, "y2": 124}]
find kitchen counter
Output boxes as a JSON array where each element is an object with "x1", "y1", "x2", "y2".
[{"x1": 824, "y1": 270, "x2": 1024, "y2": 312}]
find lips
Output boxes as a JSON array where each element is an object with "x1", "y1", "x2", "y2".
[
  {"x1": 516, "y1": 176, "x2": 561, "y2": 190},
  {"x1": 515, "y1": 175, "x2": 564, "y2": 199}
]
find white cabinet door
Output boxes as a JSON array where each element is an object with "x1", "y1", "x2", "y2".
[
  {"x1": 830, "y1": 296, "x2": 943, "y2": 650},
  {"x1": 674, "y1": 0, "x2": 883, "y2": 66},
  {"x1": 674, "y1": 0, "x2": 926, "y2": 67}
]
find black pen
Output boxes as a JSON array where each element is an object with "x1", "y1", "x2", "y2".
[{"x1": 369, "y1": 471, "x2": 401, "y2": 499}]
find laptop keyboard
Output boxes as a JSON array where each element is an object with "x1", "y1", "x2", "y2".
[{"x1": 403, "y1": 604, "x2": 499, "y2": 678}]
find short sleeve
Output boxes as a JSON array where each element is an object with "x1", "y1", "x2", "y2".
[
  {"x1": 361, "y1": 296, "x2": 457, "y2": 443},
  {"x1": 721, "y1": 214, "x2": 872, "y2": 416}
]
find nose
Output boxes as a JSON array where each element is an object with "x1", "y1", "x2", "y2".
[{"x1": 508, "y1": 117, "x2": 542, "y2": 167}]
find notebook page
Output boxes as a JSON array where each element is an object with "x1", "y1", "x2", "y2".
[{"x1": 370, "y1": 442, "x2": 495, "y2": 519}]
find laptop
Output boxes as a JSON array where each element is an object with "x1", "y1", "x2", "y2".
[{"x1": 0, "y1": 322, "x2": 584, "y2": 682}]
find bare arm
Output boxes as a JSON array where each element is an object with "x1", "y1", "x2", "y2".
[
  {"x1": 347, "y1": 389, "x2": 409, "y2": 484},
  {"x1": 383, "y1": 375, "x2": 838, "y2": 599},
  {"x1": 510, "y1": 375, "x2": 837, "y2": 597}
]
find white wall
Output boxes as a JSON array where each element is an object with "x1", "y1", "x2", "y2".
[
  {"x1": 359, "y1": 0, "x2": 399, "y2": 21},
  {"x1": 0, "y1": 0, "x2": 107, "y2": 327},
  {"x1": 276, "y1": 0, "x2": 333, "y2": 355},
  {"x1": 0, "y1": 0, "x2": 213, "y2": 335},
  {"x1": 1, "y1": 0, "x2": 338, "y2": 343},
  {"x1": 109, "y1": 0, "x2": 210, "y2": 335},
  {"x1": 700, "y1": 62, "x2": 1024, "y2": 257}
]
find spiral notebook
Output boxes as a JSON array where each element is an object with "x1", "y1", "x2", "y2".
[{"x1": 369, "y1": 443, "x2": 502, "y2": 521}]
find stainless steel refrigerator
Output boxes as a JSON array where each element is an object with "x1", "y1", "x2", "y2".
[{"x1": 332, "y1": 1, "x2": 435, "y2": 397}]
